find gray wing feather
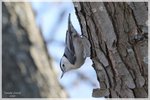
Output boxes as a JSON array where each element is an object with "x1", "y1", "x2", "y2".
[
  {"x1": 64, "y1": 14, "x2": 76, "y2": 64},
  {"x1": 64, "y1": 47, "x2": 76, "y2": 64}
]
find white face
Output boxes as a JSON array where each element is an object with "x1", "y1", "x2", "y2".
[
  {"x1": 60, "y1": 56, "x2": 73, "y2": 73},
  {"x1": 60, "y1": 57, "x2": 66, "y2": 73}
]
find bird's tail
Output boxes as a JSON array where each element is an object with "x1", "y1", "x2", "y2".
[{"x1": 68, "y1": 13, "x2": 79, "y2": 37}]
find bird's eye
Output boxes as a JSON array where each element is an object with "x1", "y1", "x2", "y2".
[{"x1": 62, "y1": 64, "x2": 65, "y2": 67}]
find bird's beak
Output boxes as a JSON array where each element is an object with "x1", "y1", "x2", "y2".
[{"x1": 60, "y1": 72, "x2": 64, "y2": 79}]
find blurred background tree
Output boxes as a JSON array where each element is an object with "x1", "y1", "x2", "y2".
[{"x1": 2, "y1": 2, "x2": 67, "y2": 98}]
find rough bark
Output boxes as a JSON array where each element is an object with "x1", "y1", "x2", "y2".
[
  {"x1": 74, "y1": 2, "x2": 148, "y2": 98},
  {"x1": 2, "y1": 2, "x2": 67, "y2": 98}
]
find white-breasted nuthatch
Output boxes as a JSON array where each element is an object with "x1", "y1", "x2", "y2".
[{"x1": 60, "y1": 14, "x2": 91, "y2": 78}]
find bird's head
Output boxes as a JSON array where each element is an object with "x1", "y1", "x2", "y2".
[{"x1": 60, "y1": 56, "x2": 73, "y2": 78}]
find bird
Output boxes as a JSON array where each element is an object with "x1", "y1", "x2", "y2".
[{"x1": 60, "y1": 13, "x2": 91, "y2": 78}]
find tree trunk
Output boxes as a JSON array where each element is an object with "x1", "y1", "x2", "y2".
[
  {"x1": 2, "y1": 2, "x2": 67, "y2": 98},
  {"x1": 74, "y1": 2, "x2": 148, "y2": 98}
]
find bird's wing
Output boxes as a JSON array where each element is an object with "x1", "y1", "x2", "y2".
[
  {"x1": 64, "y1": 46, "x2": 76, "y2": 64},
  {"x1": 65, "y1": 30, "x2": 75, "y2": 55},
  {"x1": 64, "y1": 14, "x2": 76, "y2": 64}
]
